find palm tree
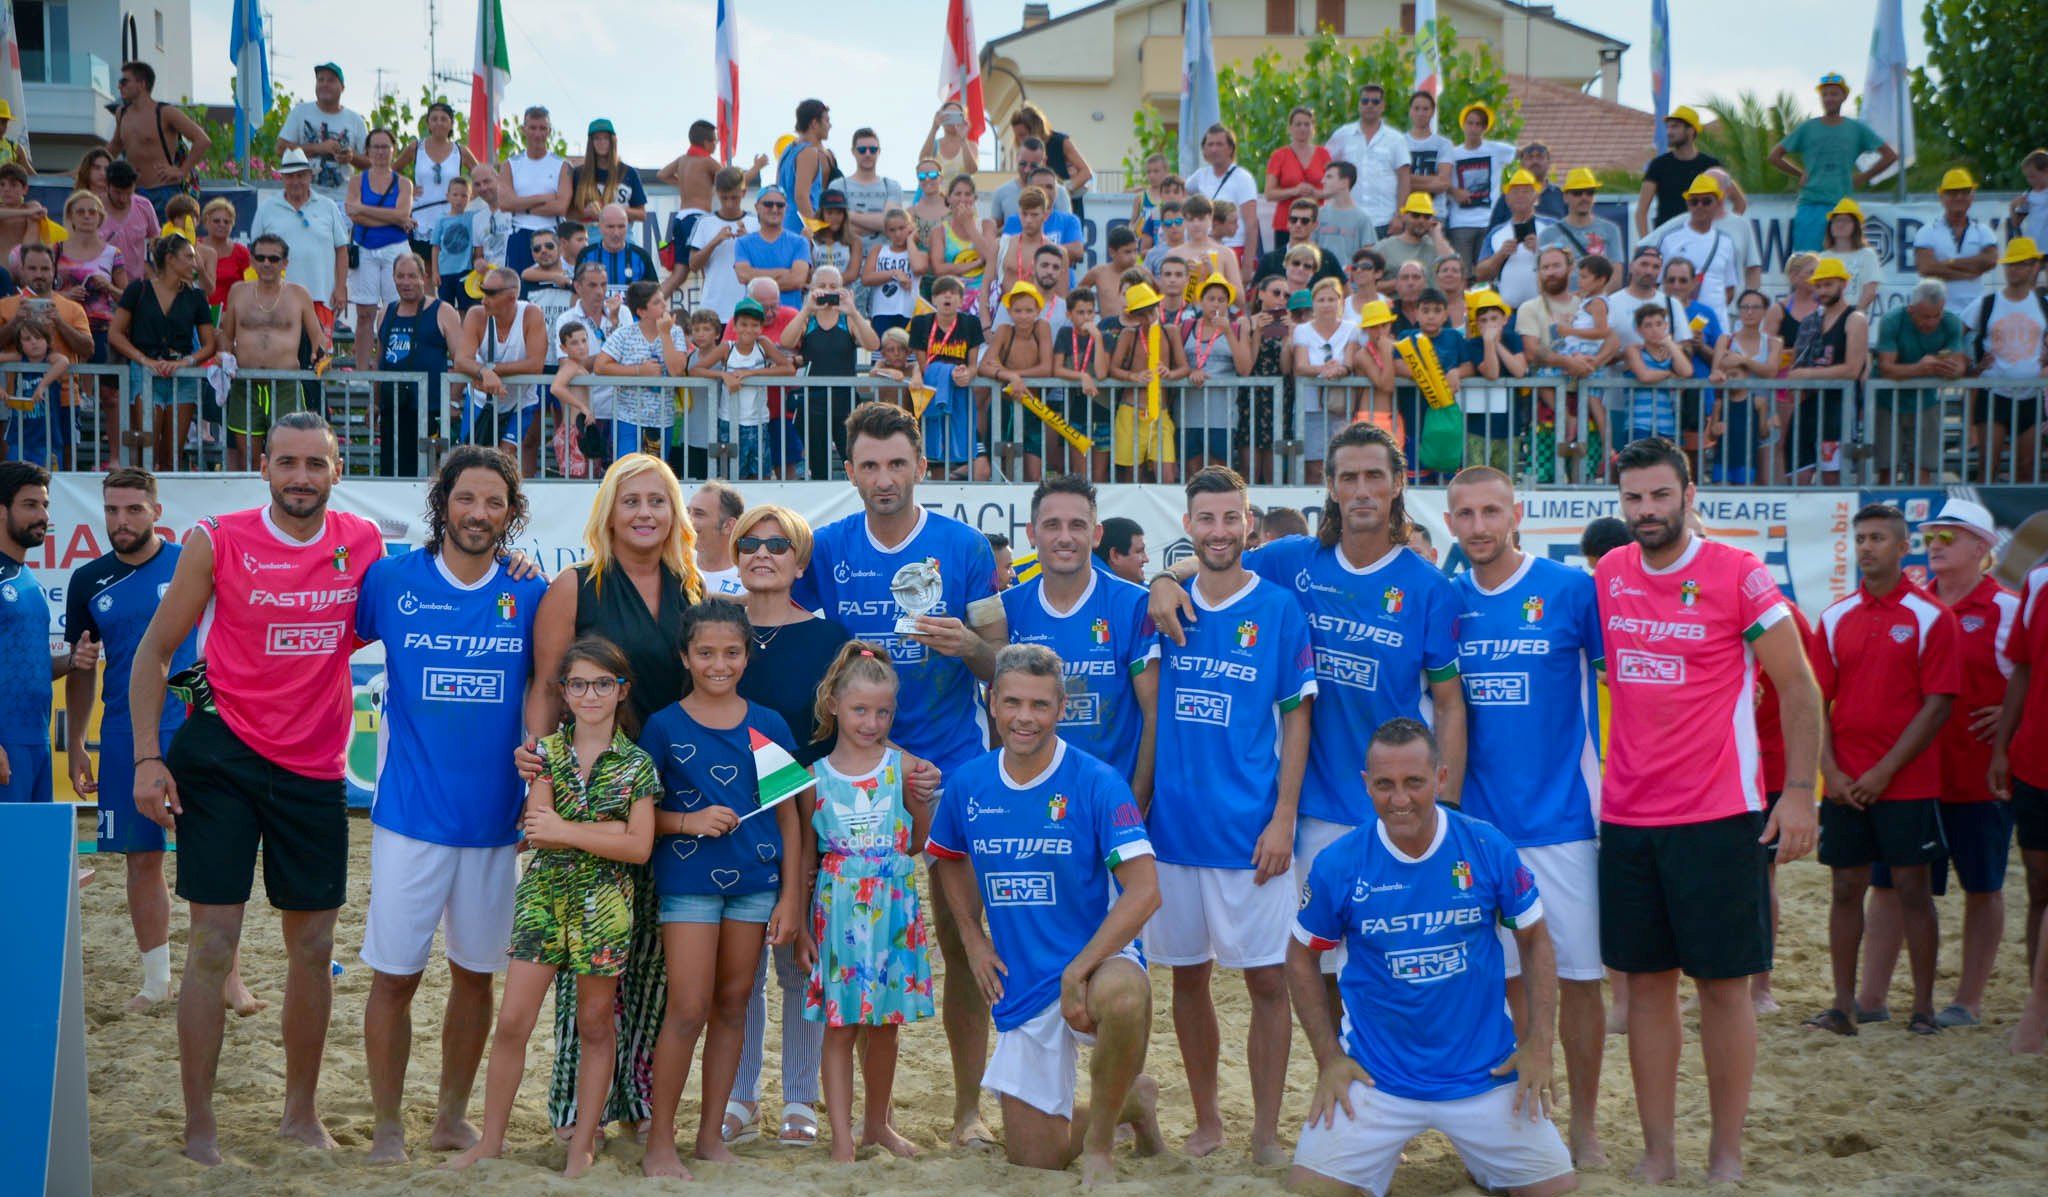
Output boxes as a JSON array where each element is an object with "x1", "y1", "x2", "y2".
[{"x1": 1698, "y1": 90, "x2": 1809, "y2": 194}]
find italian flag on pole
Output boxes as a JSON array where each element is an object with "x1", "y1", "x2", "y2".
[
  {"x1": 741, "y1": 727, "x2": 814, "y2": 820},
  {"x1": 468, "y1": 0, "x2": 510, "y2": 164}
]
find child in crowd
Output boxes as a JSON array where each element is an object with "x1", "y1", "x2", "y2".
[
  {"x1": 1182, "y1": 277, "x2": 1251, "y2": 469},
  {"x1": 1, "y1": 318, "x2": 69, "y2": 465},
  {"x1": 1458, "y1": 290, "x2": 1530, "y2": 471},
  {"x1": 447, "y1": 637, "x2": 658, "y2": 1179},
  {"x1": 1154, "y1": 256, "x2": 1194, "y2": 335},
  {"x1": 672, "y1": 307, "x2": 723, "y2": 480},
  {"x1": 1108, "y1": 281, "x2": 1187, "y2": 483},
  {"x1": 1353, "y1": 298, "x2": 1402, "y2": 443},
  {"x1": 639, "y1": 601, "x2": 808, "y2": 1179},
  {"x1": 804, "y1": 642, "x2": 934, "y2": 1162},
  {"x1": 1620, "y1": 304, "x2": 1690, "y2": 444},
  {"x1": 1129, "y1": 153, "x2": 1170, "y2": 250},
  {"x1": 860, "y1": 208, "x2": 923, "y2": 338},
  {"x1": 981, "y1": 280, "x2": 1054, "y2": 481},
  {"x1": 689, "y1": 296, "x2": 794, "y2": 480},
  {"x1": 1053, "y1": 286, "x2": 1111, "y2": 479},
  {"x1": 908, "y1": 275, "x2": 988, "y2": 479},
  {"x1": 1080, "y1": 226, "x2": 1141, "y2": 324},
  {"x1": 1144, "y1": 201, "x2": 1188, "y2": 275},
  {"x1": 867, "y1": 325, "x2": 917, "y2": 407},
  {"x1": 431, "y1": 176, "x2": 487, "y2": 308},
  {"x1": 550, "y1": 321, "x2": 598, "y2": 427},
  {"x1": 1394, "y1": 287, "x2": 1468, "y2": 477}
]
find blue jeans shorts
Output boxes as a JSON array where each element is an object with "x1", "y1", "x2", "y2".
[{"x1": 659, "y1": 888, "x2": 777, "y2": 925}]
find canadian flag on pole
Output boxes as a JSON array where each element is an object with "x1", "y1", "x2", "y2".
[
  {"x1": 469, "y1": 0, "x2": 509, "y2": 164},
  {"x1": 940, "y1": 0, "x2": 986, "y2": 146}
]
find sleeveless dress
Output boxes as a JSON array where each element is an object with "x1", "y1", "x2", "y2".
[
  {"x1": 804, "y1": 749, "x2": 935, "y2": 1027},
  {"x1": 942, "y1": 222, "x2": 984, "y2": 314}
]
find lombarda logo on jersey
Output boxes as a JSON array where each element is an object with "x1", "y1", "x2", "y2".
[
  {"x1": 267, "y1": 621, "x2": 345, "y2": 655},
  {"x1": 1047, "y1": 793, "x2": 1068, "y2": 822},
  {"x1": 1090, "y1": 617, "x2": 1110, "y2": 644},
  {"x1": 1452, "y1": 860, "x2": 1473, "y2": 890},
  {"x1": 1236, "y1": 620, "x2": 1258, "y2": 648},
  {"x1": 1522, "y1": 595, "x2": 1543, "y2": 623},
  {"x1": 497, "y1": 592, "x2": 517, "y2": 622},
  {"x1": 1680, "y1": 579, "x2": 1700, "y2": 607},
  {"x1": 1890, "y1": 625, "x2": 1914, "y2": 644},
  {"x1": 240, "y1": 551, "x2": 295, "y2": 574},
  {"x1": 1608, "y1": 575, "x2": 1644, "y2": 598},
  {"x1": 1383, "y1": 586, "x2": 1404, "y2": 614}
]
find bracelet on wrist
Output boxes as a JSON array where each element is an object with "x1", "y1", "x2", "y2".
[{"x1": 134, "y1": 755, "x2": 164, "y2": 768}]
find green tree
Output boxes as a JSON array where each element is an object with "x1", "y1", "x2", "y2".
[
  {"x1": 1913, "y1": 0, "x2": 2048, "y2": 188},
  {"x1": 189, "y1": 84, "x2": 560, "y2": 180},
  {"x1": 1126, "y1": 23, "x2": 1516, "y2": 175},
  {"x1": 1699, "y1": 90, "x2": 1807, "y2": 195}
]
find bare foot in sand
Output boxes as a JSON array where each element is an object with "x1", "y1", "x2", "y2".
[
  {"x1": 950, "y1": 1114, "x2": 997, "y2": 1150},
  {"x1": 224, "y1": 981, "x2": 267, "y2": 1017},
  {"x1": 563, "y1": 1147, "x2": 599, "y2": 1179},
  {"x1": 1080, "y1": 1149, "x2": 1119, "y2": 1187},
  {"x1": 861, "y1": 1123, "x2": 921, "y2": 1158},
  {"x1": 1253, "y1": 1142, "x2": 1292, "y2": 1167},
  {"x1": 1126, "y1": 1075, "x2": 1166, "y2": 1157},
  {"x1": 1572, "y1": 1131, "x2": 1608, "y2": 1170},
  {"x1": 641, "y1": 1142, "x2": 693, "y2": 1179},
  {"x1": 182, "y1": 1129, "x2": 223, "y2": 1167},
  {"x1": 1183, "y1": 1122, "x2": 1225, "y2": 1158},
  {"x1": 1752, "y1": 991, "x2": 1781, "y2": 1016},
  {"x1": 1706, "y1": 1152, "x2": 1744, "y2": 1184},
  {"x1": 2011, "y1": 1020, "x2": 2046, "y2": 1055},
  {"x1": 126, "y1": 991, "x2": 163, "y2": 1013},
  {"x1": 441, "y1": 1142, "x2": 499, "y2": 1171},
  {"x1": 366, "y1": 1123, "x2": 408, "y2": 1164},
  {"x1": 1630, "y1": 1151, "x2": 1679, "y2": 1184},
  {"x1": 693, "y1": 1136, "x2": 739, "y2": 1165},
  {"x1": 429, "y1": 1116, "x2": 480, "y2": 1152},
  {"x1": 279, "y1": 1115, "x2": 337, "y2": 1151}
]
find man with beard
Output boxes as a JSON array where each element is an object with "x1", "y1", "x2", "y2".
[
  {"x1": 1443, "y1": 466, "x2": 1609, "y2": 1166},
  {"x1": 219, "y1": 233, "x2": 330, "y2": 470},
  {"x1": 65, "y1": 468, "x2": 258, "y2": 1014},
  {"x1": 1784, "y1": 259, "x2": 1868, "y2": 483},
  {"x1": 1517, "y1": 246, "x2": 1602, "y2": 384},
  {"x1": 1595, "y1": 437, "x2": 1821, "y2": 1184},
  {"x1": 2, "y1": 461, "x2": 99, "y2": 805},
  {"x1": 127, "y1": 411, "x2": 387, "y2": 1166},
  {"x1": 358, "y1": 446, "x2": 547, "y2": 1163}
]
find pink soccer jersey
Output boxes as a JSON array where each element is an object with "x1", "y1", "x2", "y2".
[
  {"x1": 1596, "y1": 536, "x2": 1791, "y2": 827},
  {"x1": 196, "y1": 506, "x2": 384, "y2": 780}
]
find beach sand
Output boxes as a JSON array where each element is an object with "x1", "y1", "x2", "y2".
[{"x1": 81, "y1": 811, "x2": 2048, "y2": 1195}]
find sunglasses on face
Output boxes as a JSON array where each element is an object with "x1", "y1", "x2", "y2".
[
  {"x1": 482, "y1": 286, "x2": 516, "y2": 297},
  {"x1": 1289, "y1": 216, "x2": 1315, "y2": 226},
  {"x1": 533, "y1": 241, "x2": 557, "y2": 253},
  {"x1": 1360, "y1": 97, "x2": 1384, "y2": 105},
  {"x1": 1925, "y1": 528, "x2": 1962, "y2": 545},
  {"x1": 252, "y1": 253, "x2": 284, "y2": 264},
  {"x1": 855, "y1": 146, "x2": 879, "y2": 155},
  {"x1": 1162, "y1": 218, "x2": 1185, "y2": 228},
  {"x1": 562, "y1": 676, "x2": 624, "y2": 697},
  {"x1": 737, "y1": 535, "x2": 794, "y2": 556},
  {"x1": 1688, "y1": 197, "x2": 1716, "y2": 207},
  {"x1": 916, "y1": 171, "x2": 940, "y2": 181},
  {"x1": 759, "y1": 200, "x2": 786, "y2": 209}
]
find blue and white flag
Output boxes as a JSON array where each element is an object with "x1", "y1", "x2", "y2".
[
  {"x1": 230, "y1": 0, "x2": 271, "y2": 168},
  {"x1": 1650, "y1": 0, "x2": 1670, "y2": 153},
  {"x1": 1862, "y1": 0, "x2": 1913, "y2": 183},
  {"x1": 1179, "y1": 0, "x2": 1220, "y2": 177}
]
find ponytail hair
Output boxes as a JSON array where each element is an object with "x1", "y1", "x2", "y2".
[
  {"x1": 1317, "y1": 422, "x2": 1412, "y2": 548},
  {"x1": 811, "y1": 639, "x2": 899, "y2": 745},
  {"x1": 150, "y1": 231, "x2": 191, "y2": 276}
]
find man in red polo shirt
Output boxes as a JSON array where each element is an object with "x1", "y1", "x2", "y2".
[
  {"x1": 1989, "y1": 525, "x2": 2048, "y2": 1012},
  {"x1": 1806, "y1": 503, "x2": 1960, "y2": 1038},
  {"x1": 1857, "y1": 500, "x2": 2019, "y2": 1028}
]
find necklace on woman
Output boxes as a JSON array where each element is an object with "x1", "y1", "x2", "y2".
[{"x1": 750, "y1": 621, "x2": 785, "y2": 652}]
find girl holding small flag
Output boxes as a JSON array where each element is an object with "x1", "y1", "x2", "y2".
[
  {"x1": 805, "y1": 641, "x2": 936, "y2": 1161},
  {"x1": 638, "y1": 600, "x2": 810, "y2": 1180}
]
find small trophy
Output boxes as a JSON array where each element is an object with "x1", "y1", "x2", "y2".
[{"x1": 891, "y1": 560, "x2": 943, "y2": 635}]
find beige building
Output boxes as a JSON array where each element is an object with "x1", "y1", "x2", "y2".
[{"x1": 982, "y1": 0, "x2": 1627, "y2": 179}]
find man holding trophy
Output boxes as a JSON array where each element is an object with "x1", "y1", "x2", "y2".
[{"x1": 793, "y1": 401, "x2": 1011, "y2": 1149}]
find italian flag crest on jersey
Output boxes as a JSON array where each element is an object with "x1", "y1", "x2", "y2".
[
  {"x1": 1048, "y1": 792, "x2": 1068, "y2": 821},
  {"x1": 1091, "y1": 617, "x2": 1110, "y2": 644},
  {"x1": 1236, "y1": 620, "x2": 1259, "y2": 648},
  {"x1": 1452, "y1": 860, "x2": 1473, "y2": 890},
  {"x1": 1522, "y1": 595, "x2": 1543, "y2": 623},
  {"x1": 497, "y1": 592, "x2": 517, "y2": 621},
  {"x1": 1383, "y1": 586, "x2": 1404, "y2": 614},
  {"x1": 1681, "y1": 579, "x2": 1700, "y2": 607}
]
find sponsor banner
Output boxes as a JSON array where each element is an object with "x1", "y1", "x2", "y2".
[{"x1": 36, "y1": 476, "x2": 1857, "y2": 806}]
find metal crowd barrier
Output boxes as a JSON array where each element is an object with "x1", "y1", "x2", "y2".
[
  {"x1": 1574, "y1": 376, "x2": 1861, "y2": 485},
  {"x1": 1864, "y1": 377, "x2": 2047, "y2": 486}
]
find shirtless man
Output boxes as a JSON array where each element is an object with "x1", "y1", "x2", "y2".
[
  {"x1": 218, "y1": 233, "x2": 329, "y2": 470},
  {"x1": 981, "y1": 281, "x2": 1056, "y2": 481},
  {"x1": 106, "y1": 60, "x2": 210, "y2": 210}
]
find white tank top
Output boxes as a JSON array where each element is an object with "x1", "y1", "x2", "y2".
[
  {"x1": 411, "y1": 141, "x2": 461, "y2": 219},
  {"x1": 722, "y1": 340, "x2": 768, "y2": 427},
  {"x1": 871, "y1": 245, "x2": 915, "y2": 318},
  {"x1": 506, "y1": 152, "x2": 565, "y2": 231},
  {"x1": 468, "y1": 300, "x2": 537, "y2": 412}
]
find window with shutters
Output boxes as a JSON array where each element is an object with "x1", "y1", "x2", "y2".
[
  {"x1": 1266, "y1": 0, "x2": 1293, "y2": 35},
  {"x1": 1316, "y1": 0, "x2": 1344, "y2": 34}
]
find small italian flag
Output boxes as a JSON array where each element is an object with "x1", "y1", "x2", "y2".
[
  {"x1": 740, "y1": 726, "x2": 815, "y2": 821},
  {"x1": 1090, "y1": 617, "x2": 1110, "y2": 644}
]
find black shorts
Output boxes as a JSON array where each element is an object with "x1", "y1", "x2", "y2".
[
  {"x1": 1818, "y1": 797, "x2": 1946, "y2": 871},
  {"x1": 167, "y1": 707, "x2": 349, "y2": 910},
  {"x1": 1969, "y1": 390, "x2": 2043, "y2": 435},
  {"x1": 2014, "y1": 776, "x2": 2048, "y2": 853},
  {"x1": 1599, "y1": 812, "x2": 1772, "y2": 979},
  {"x1": 1872, "y1": 801, "x2": 2015, "y2": 895}
]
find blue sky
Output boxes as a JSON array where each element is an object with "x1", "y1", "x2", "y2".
[{"x1": 191, "y1": 0, "x2": 1931, "y2": 180}]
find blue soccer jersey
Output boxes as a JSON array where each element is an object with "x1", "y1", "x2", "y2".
[
  {"x1": 795, "y1": 508, "x2": 999, "y2": 774},
  {"x1": 927, "y1": 739, "x2": 1154, "y2": 1031},
  {"x1": 1452, "y1": 555, "x2": 1604, "y2": 846},
  {"x1": 1000, "y1": 571, "x2": 1157, "y2": 775},
  {"x1": 65, "y1": 541, "x2": 198, "y2": 730},
  {"x1": 1151, "y1": 574, "x2": 1316, "y2": 869},
  {"x1": 0, "y1": 550, "x2": 52, "y2": 745},
  {"x1": 640, "y1": 700, "x2": 798, "y2": 897},
  {"x1": 1295, "y1": 809, "x2": 1542, "y2": 1102},
  {"x1": 1245, "y1": 538, "x2": 1459, "y2": 827},
  {"x1": 357, "y1": 551, "x2": 545, "y2": 848}
]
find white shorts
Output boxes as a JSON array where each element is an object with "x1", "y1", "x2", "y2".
[
  {"x1": 1499, "y1": 839, "x2": 1602, "y2": 982},
  {"x1": 347, "y1": 241, "x2": 407, "y2": 306},
  {"x1": 1293, "y1": 817, "x2": 1357, "y2": 976},
  {"x1": 360, "y1": 824, "x2": 519, "y2": 975},
  {"x1": 1145, "y1": 862, "x2": 1295, "y2": 969},
  {"x1": 1293, "y1": 1080, "x2": 1573, "y2": 1197},
  {"x1": 981, "y1": 947, "x2": 1143, "y2": 1120}
]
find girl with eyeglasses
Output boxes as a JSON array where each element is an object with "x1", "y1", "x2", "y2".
[
  {"x1": 397, "y1": 101, "x2": 480, "y2": 264},
  {"x1": 447, "y1": 636, "x2": 659, "y2": 1179}
]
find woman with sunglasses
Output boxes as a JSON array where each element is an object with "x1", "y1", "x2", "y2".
[
  {"x1": 398, "y1": 101, "x2": 480, "y2": 264},
  {"x1": 907, "y1": 158, "x2": 951, "y2": 278},
  {"x1": 714, "y1": 504, "x2": 853, "y2": 1149},
  {"x1": 920, "y1": 103, "x2": 977, "y2": 182}
]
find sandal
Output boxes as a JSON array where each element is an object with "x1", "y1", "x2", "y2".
[
  {"x1": 721, "y1": 1100, "x2": 760, "y2": 1146},
  {"x1": 1855, "y1": 1005, "x2": 1891, "y2": 1024},
  {"x1": 777, "y1": 1102, "x2": 818, "y2": 1147},
  {"x1": 1906, "y1": 1011, "x2": 1943, "y2": 1036},
  {"x1": 1802, "y1": 1008, "x2": 1858, "y2": 1036},
  {"x1": 1934, "y1": 1004, "x2": 1980, "y2": 1028}
]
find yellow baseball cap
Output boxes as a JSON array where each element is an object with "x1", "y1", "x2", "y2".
[
  {"x1": 1809, "y1": 257, "x2": 1852, "y2": 283},
  {"x1": 1827, "y1": 197, "x2": 1865, "y2": 221},
  {"x1": 1505, "y1": 169, "x2": 1539, "y2": 191},
  {"x1": 1682, "y1": 174, "x2": 1722, "y2": 199},
  {"x1": 1466, "y1": 288, "x2": 1510, "y2": 317},
  {"x1": 1666, "y1": 105, "x2": 1702, "y2": 134},
  {"x1": 1196, "y1": 275, "x2": 1238, "y2": 306},
  {"x1": 1001, "y1": 280, "x2": 1045, "y2": 309},
  {"x1": 1816, "y1": 72, "x2": 1850, "y2": 95},
  {"x1": 1939, "y1": 167, "x2": 1977, "y2": 192},
  {"x1": 1123, "y1": 282, "x2": 1162, "y2": 312},
  {"x1": 1563, "y1": 167, "x2": 1601, "y2": 191},
  {"x1": 1358, "y1": 299, "x2": 1395, "y2": 329},
  {"x1": 1458, "y1": 102, "x2": 1495, "y2": 131},
  {"x1": 2000, "y1": 237, "x2": 2042, "y2": 265},
  {"x1": 1401, "y1": 191, "x2": 1437, "y2": 217}
]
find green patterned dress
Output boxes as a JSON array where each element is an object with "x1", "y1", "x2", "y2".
[{"x1": 510, "y1": 729, "x2": 659, "y2": 976}]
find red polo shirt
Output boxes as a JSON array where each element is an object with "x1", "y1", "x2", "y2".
[
  {"x1": 1810, "y1": 578, "x2": 1960, "y2": 801},
  {"x1": 1937, "y1": 575, "x2": 2019, "y2": 803},
  {"x1": 2009, "y1": 563, "x2": 2048, "y2": 790},
  {"x1": 1756, "y1": 603, "x2": 1815, "y2": 794}
]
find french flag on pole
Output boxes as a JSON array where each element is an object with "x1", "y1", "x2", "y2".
[
  {"x1": 716, "y1": 0, "x2": 740, "y2": 163},
  {"x1": 469, "y1": 0, "x2": 510, "y2": 164}
]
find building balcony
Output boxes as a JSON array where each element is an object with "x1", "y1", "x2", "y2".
[{"x1": 22, "y1": 53, "x2": 117, "y2": 141}]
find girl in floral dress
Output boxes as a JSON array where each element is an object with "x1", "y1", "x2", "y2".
[{"x1": 804, "y1": 641, "x2": 935, "y2": 1162}]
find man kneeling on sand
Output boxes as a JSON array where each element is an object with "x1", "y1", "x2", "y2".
[{"x1": 926, "y1": 645, "x2": 1166, "y2": 1185}]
